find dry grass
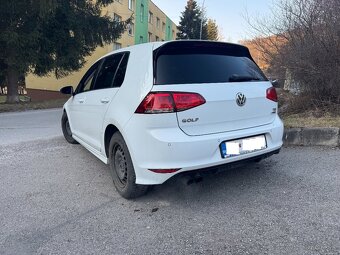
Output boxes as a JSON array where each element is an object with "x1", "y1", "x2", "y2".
[
  {"x1": 0, "y1": 98, "x2": 67, "y2": 113},
  {"x1": 0, "y1": 95, "x2": 28, "y2": 104},
  {"x1": 283, "y1": 114, "x2": 340, "y2": 128},
  {"x1": 277, "y1": 89, "x2": 340, "y2": 128}
]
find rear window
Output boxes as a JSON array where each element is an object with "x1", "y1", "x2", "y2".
[{"x1": 154, "y1": 42, "x2": 267, "y2": 85}]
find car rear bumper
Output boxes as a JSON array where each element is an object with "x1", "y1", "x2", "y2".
[{"x1": 123, "y1": 114, "x2": 284, "y2": 185}]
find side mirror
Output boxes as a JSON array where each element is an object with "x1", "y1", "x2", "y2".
[
  {"x1": 60, "y1": 85, "x2": 74, "y2": 95},
  {"x1": 271, "y1": 79, "x2": 280, "y2": 88}
]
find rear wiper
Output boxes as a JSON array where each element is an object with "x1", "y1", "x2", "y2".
[{"x1": 229, "y1": 75, "x2": 261, "y2": 82}]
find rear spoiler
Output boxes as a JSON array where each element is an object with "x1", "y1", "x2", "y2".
[{"x1": 153, "y1": 40, "x2": 255, "y2": 61}]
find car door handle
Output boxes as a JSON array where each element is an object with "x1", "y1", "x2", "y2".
[
  {"x1": 78, "y1": 98, "x2": 85, "y2": 104},
  {"x1": 100, "y1": 98, "x2": 110, "y2": 104}
]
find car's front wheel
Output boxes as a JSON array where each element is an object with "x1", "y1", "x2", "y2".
[
  {"x1": 61, "y1": 112, "x2": 78, "y2": 144},
  {"x1": 109, "y1": 132, "x2": 149, "y2": 199}
]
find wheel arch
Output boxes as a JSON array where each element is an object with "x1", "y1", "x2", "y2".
[{"x1": 104, "y1": 124, "x2": 120, "y2": 158}]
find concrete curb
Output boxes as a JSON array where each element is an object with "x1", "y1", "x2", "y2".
[{"x1": 284, "y1": 127, "x2": 340, "y2": 147}]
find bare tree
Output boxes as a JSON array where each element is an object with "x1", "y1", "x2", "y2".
[{"x1": 245, "y1": 0, "x2": 340, "y2": 106}]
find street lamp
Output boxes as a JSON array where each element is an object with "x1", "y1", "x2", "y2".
[{"x1": 200, "y1": 0, "x2": 206, "y2": 40}]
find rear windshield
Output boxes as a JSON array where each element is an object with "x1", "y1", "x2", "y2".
[{"x1": 154, "y1": 43, "x2": 267, "y2": 85}]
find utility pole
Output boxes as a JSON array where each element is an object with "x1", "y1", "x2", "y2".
[{"x1": 200, "y1": 0, "x2": 206, "y2": 40}]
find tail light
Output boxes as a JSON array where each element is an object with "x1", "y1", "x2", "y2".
[
  {"x1": 266, "y1": 87, "x2": 278, "y2": 102},
  {"x1": 135, "y1": 92, "x2": 206, "y2": 114}
]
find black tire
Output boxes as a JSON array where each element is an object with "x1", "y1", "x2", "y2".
[
  {"x1": 61, "y1": 112, "x2": 79, "y2": 144},
  {"x1": 109, "y1": 132, "x2": 149, "y2": 199}
]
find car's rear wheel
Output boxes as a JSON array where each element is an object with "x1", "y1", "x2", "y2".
[
  {"x1": 109, "y1": 132, "x2": 149, "y2": 199},
  {"x1": 61, "y1": 112, "x2": 79, "y2": 144}
]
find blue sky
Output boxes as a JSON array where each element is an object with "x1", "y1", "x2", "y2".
[{"x1": 152, "y1": 0, "x2": 273, "y2": 43}]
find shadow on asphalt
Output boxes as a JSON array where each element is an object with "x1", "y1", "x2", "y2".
[
  {"x1": 138, "y1": 158, "x2": 279, "y2": 203},
  {"x1": 71, "y1": 138, "x2": 282, "y2": 204}
]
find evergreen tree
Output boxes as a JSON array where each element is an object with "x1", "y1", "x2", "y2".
[
  {"x1": 207, "y1": 19, "x2": 219, "y2": 41},
  {"x1": 177, "y1": 0, "x2": 207, "y2": 40},
  {"x1": 0, "y1": 0, "x2": 127, "y2": 103}
]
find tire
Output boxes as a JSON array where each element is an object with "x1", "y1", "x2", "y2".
[
  {"x1": 109, "y1": 132, "x2": 149, "y2": 199},
  {"x1": 61, "y1": 112, "x2": 79, "y2": 144}
]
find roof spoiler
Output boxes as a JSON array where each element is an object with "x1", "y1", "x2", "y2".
[{"x1": 153, "y1": 40, "x2": 255, "y2": 61}]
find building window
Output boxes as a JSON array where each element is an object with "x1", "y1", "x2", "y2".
[
  {"x1": 148, "y1": 11, "x2": 153, "y2": 24},
  {"x1": 114, "y1": 42, "x2": 122, "y2": 50},
  {"x1": 168, "y1": 26, "x2": 170, "y2": 37},
  {"x1": 127, "y1": 22, "x2": 134, "y2": 36},
  {"x1": 172, "y1": 30, "x2": 175, "y2": 39},
  {"x1": 148, "y1": 32, "x2": 152, "y2": 42},
  {"x1": 114, "y1": 13, "x2": 122, "y2": 23},
  {"x1": 156, "y1": 17, "x2": 160, "y2": 29},
  {"x1": 140, "y1": 4, "x2": 144, "y2": 22},
  {"x1": 128, "y1": 0, "x2": 135, "y2": 10},
  {"x1": 139, "y1": 36, "x2": 144, "y2": 43},
  {"x1": 162, "y1": 22, "x2": 166, "y2": 32},
  {"x1": 156, "y1": 36, "x2": 159, "y2": 41}
]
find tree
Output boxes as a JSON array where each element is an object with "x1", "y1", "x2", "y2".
[
  {"x1": 207, "y1": 19, "x2": 219, "y2": 41},
  {"x1": 0, "y1": 0, "x2": 128, "y2": 103},
  {"x1": 177, "y1": 0, "x2": 208, "y2": 40},
  {"x1": 246, "y1": 0, "x2": 340, "y2": 105}
]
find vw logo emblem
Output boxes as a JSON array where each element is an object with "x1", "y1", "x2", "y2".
[{"x1": 236, "y1": 92, "x2": 246, "y2": 107}]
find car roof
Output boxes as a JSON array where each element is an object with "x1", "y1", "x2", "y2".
[{"x1": 99, "y1": 40, "x2": 248, "y2": 61}]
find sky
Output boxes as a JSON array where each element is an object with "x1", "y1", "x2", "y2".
[{"x1": 151, "y1": 0, "x2": 273, "y2": 43}]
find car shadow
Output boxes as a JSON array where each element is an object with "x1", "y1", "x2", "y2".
[{"x1": 138, "y1": 157, "x2": 280, "y2": 204}]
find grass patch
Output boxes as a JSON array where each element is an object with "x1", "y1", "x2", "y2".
[
  {"x1": 283, "y1": 114, "x2": 340, "y2": 128},
  {"x1": 278, "y1": 89, "x2": 340, "y2": 128},
  {"x1": 0, "y1": 98, "x2": 68, "y2": 113},
  {"x1": 0, "y1": 95, "x2": 28, "y2": 103}
]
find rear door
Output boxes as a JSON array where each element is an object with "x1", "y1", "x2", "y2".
[{"x1": 153, "y1": 41, "x2": 277, "y2": 136}]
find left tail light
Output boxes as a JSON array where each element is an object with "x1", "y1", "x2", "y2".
[{"x1": 135, "y1": 92, "x2": 206, "y2": 114}]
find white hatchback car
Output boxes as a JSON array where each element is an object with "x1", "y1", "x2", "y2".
[{"x1": 60, "y1": 40, "x2": 284, "y2": 198}]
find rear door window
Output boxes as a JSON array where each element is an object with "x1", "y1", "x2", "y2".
[{"x1": 92, "y1": 54, "x2": 124, "y2": 90}]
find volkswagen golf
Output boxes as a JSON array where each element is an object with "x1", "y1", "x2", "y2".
[{"x1": 60, "y1": 40, "x2": 284, "y2": 198}]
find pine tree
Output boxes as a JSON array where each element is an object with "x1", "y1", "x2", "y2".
[
  {"x1": 207, "y1": 19, "x2": 219, "y2": 41},
  {"x1": 177, "y1": 0, "x2": 207, "y2": 40},
  {"x1": 0, "y1": 0, "x2": 127, "y2": 103}
]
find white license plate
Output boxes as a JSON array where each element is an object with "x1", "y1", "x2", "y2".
[{"x1": 220, "y1": 135, "x2": 267, "y2": 158}]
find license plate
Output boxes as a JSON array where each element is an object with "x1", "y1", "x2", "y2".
[{"x1": 220, "y1": 135, "x2": 267, "y2": 158}]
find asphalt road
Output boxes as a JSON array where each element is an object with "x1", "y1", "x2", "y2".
[
  {"x1": 0, "y1": 109, "x2": 62, "y2": 146},
  {"x1": 0, "y1": 110, "x2": 340, "y2": 255}
]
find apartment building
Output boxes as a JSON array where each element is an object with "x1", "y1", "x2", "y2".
[{"x1": 25, "y1": 0, "x2": 177, "y2": 99}]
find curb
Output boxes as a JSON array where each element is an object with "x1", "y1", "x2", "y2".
[{"x1": 284, "y1": 127, "x2": 340, "y2": 147}]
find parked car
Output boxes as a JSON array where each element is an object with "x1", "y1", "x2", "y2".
[{"x1": 60, "y1": 40, "x2": 284, "y2": 198}]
